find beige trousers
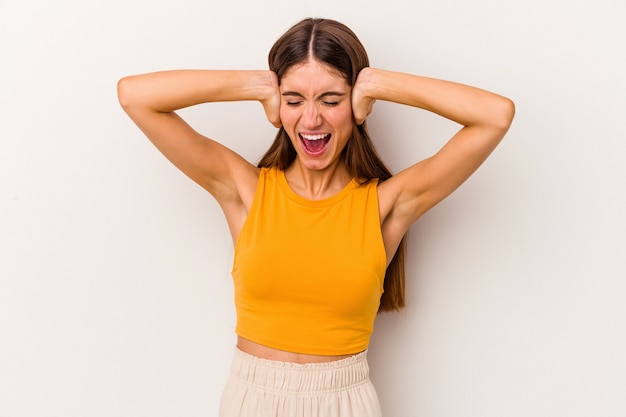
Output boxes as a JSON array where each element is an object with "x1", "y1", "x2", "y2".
[{"x1": 219, "y1": 348, "x2": 382, "y2": 417}]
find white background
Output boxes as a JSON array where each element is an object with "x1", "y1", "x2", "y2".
[{"x1": 1, "y1": 0, "x2": 625, "y2": 416}]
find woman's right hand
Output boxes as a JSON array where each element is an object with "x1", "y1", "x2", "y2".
[{"x1": 260, "y1": 71, "x2": 282, "y2": 128}]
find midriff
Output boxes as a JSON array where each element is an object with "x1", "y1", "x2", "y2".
[{"x1": 237, "y1": 336, "x2": 359, "y2": 364}]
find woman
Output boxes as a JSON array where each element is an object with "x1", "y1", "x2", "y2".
[{"x1": 117, "y1": 17, "x2": 514, "y2": 417}]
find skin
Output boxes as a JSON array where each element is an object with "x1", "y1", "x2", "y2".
[
  {"x1": 280, "y1": 60, "x2": 354, "y2": 199},
  {"x1": 117, "y1": 56, "x2": 514, "y2": 364}
]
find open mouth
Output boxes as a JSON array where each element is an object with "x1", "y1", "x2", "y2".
[{"x1": 299, "y1": 133, "x2": 331, "y2": 155}]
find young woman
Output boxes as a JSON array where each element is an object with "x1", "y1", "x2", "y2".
[{"x1": 118, "y1": 17, "x2": 514, "y2": 417}]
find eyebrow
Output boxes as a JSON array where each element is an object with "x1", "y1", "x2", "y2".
[{"x1": 281, "y1": 91, "x2": 347, "y2": 99}]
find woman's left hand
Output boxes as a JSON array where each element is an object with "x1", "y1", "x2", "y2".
[{"x1": 352, "y1": 68, "x2": 376, "y2": 125}]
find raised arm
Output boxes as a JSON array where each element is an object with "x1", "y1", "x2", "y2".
[
  {"x1": 117, "y1": 70, "x2": 280, "y2": 205},
  {"x1": 353, "y1": 68, "x2": 515, "y2": 251}
]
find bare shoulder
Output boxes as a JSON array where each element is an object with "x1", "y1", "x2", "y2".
[
  {"x1": 212, "y1": 156, "x2": 260, "y2": 212},
  {"x1": 233, "y1": 162, "x2": 261, "y2": 212},
  {"x1": 377, "y1": 164, "x2": 428, "y2": 228},
  {"x1": 216, "y1": 161, "x2": 261, "y2": 243},
  {"x1": 376, "y1": 161, "x2": 436, "y2": 260},
  {"x1": 377, "y1": 175, "x2": 403, "y2": 226},
  {"x1": 376, "y1": 173, "x2": 419, "y2": 266}
]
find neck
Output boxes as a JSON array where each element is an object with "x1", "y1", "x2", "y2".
[{"x1": 285, "y1": 159, "x2": 352, "y2": 200}]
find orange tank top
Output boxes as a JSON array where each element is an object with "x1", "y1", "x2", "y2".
[{"x1": 232, "y1": 167, "x2": 386, "y2": 355}]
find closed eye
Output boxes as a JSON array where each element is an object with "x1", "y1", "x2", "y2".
[{"x1": 282, "y1": 91, "x2": 346, "y2": 107}]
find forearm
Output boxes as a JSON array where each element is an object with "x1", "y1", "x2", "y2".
[
  {"x1": 358, "y1": 68, "x2": 514, "y2": 131},
  {"x1": 117, "y1": 69, "x2": 276, "y2": 113}
]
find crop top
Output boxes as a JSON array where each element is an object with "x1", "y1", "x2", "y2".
[{"x1": 231, "y1": 166, "x2": 386, "y2": 355}]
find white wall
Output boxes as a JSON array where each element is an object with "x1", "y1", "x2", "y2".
[{"x1": 1, "y1": 0, "x2": 625, "y2": 416}]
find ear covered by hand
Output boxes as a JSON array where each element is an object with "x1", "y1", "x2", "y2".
[
  {"x1": 352, "y1": 67, "x2": 376, "y2": 125},
  {"x1": 263, "y1": 68, "x2": 377, "y2": 128}
]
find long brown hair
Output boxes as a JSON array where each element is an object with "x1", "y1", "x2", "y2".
[{"x1": 258, "y1": 18, "x2": 406, "y2": 312}]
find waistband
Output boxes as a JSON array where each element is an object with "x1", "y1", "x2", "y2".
[{"x1": 229, "y1": 348, "x2": 371, "y2": 395}]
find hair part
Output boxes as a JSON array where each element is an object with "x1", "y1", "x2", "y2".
[{"x1": 259, "y1": 18, "x2": 406, "y2": 312}]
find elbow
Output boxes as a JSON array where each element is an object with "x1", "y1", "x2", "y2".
[
  {"x1": 494, "y1": 96, "x2": 515, "y2": 133},
  {"x1": 116, "y1": 75, "x2": 138, "y2": 112}
]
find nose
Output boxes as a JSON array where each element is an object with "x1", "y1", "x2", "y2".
[{"x1": 302, "y1": 103, "x2": 322, "y2": 129}]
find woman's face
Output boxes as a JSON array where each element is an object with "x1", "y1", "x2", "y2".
[{"x1": 279, "y1": 59, "x2": 353, "y2": 172}]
